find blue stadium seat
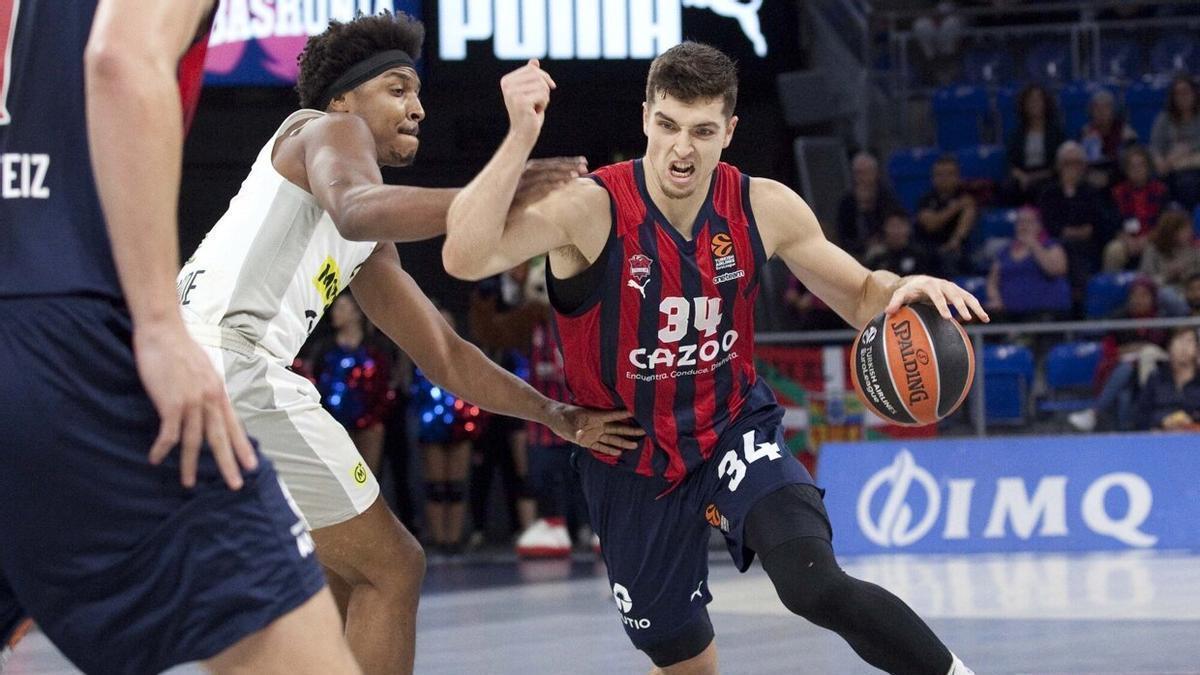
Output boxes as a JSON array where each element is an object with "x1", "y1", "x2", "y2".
[
  {"x1": 886, "y1": 147, "x2": 939, "y2": 213},
  {"x1": 933, "y1": 86, "x2": 989, "y2": 151},
  {"x1": 1085, "y1": 271, "x2": 1140, "y2": 318},
  {"x1": 1060, "y1": 81, "x2": 1121, "y2": 138},
  {"x1": 1126, "y1": 80, "x2": 1168, "y2": 141},
  {"x1": 1039, "y1": 341, "x2": 1102, "y2": 413},
  {"x1": 981, "y1": 344, "x2": 1034, "y2": 423},
  {"x1": 1150, "y1": 32, "x2": 1200, "y2": 76},
  {"x1": 994, "y1": 86, "x2": 1019, "y2": 142},
  {"x1": 963, "y1": 46, "x2": 1015, "y2": 85},
  {"x1": 956, "y1": 144, "x2": 1006, "y2": 183},
  {"x1": 978, "y1": 208, "x2": 1016, "y2": 240},
  {"x1": 1098, "y1": 37, "x2": 1143, "y2": 82},
  {"x1": 1025, "y1": 41, "x2": 1072, "y2": 83}
]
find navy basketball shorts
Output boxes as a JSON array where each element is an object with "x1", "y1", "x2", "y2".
[
  {"x1": 0, "y1": 296, "x2": 326, "y2": 674},
  {"x1": 576, "y1": 409, "x2": 822, "y2": 653}
]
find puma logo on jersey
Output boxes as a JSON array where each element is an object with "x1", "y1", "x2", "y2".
[
  {"x1": 690, "y1": 580, "x2": 705, "y2": 602},
  {"x1": 627, "y1": 253, "x2": 653, "y2": 298}
]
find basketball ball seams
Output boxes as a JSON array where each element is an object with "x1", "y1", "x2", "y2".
[
  {"x1": 946, "y1": 319, "x2": 975, "y2": 416},
  {"x1": 852, "y1": 318, "x2": 915, "y2": 424},
  {"x1": 886, "y1": 306, "x2": 938, "y2": 424},
  {"x1": 908, "y1": 305, "x2": 943, "y2": 423}
]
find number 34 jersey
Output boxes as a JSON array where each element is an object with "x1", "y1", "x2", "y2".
[{"x1": 552, "y1": 159, "x2": 780, "y2": 488}]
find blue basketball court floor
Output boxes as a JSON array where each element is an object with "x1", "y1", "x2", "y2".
[{"x1": 8, "y1": 549, "x2": 1200, "y2": 674}]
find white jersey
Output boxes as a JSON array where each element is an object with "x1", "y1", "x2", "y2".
[{"x1": 178, "y1": 110, "x2": 377, "y2": 363}]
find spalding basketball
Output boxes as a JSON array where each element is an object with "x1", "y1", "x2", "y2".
[{"x1": 850, "y1": 304, "x2": 975, "y2": 426}]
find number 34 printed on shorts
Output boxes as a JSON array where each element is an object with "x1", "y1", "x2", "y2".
[{"x1": 717, "y1": 430, "x2": 783, "y2": 492}]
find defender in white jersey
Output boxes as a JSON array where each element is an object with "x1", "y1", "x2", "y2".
[{"x1": 177, "y1": 13, "x2": 630, "y2": 675}]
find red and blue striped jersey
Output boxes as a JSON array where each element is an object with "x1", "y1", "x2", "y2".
[{"x1": 552, "y1": 159, "x2": 779, "y2": 488}]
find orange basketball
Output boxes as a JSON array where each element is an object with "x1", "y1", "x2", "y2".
[{"x1": 850, "y1": 304, "x2": 975, "y2": 426}]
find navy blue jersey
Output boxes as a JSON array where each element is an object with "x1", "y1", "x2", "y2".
[{"x1": 0, "y1": 0, "x2": 211, "y2": 300}]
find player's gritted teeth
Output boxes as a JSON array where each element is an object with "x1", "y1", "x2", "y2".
[{"x1": 668, "y1": 160, "x2": 695, "y2": 184}]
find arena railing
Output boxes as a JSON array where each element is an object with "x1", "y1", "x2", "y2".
[{"x1": 757, "y1": 315, "x2": 1200, "y2": 437}]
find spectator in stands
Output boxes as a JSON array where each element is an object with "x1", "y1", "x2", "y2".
[
  {"x1": 837, "y1": 152, "x2": 902, "y2": 258},
  {"x1": 1068, "y1": 276, "x2": 1168, "y2": 432},
  {"x1": 1107, "y1": 145, "x2": 1170, "y2": 268},
  {"x1": 1038, "y1": 141, "x2": 1113, "y2": 311},
  {"x1": 1134, "y1": 327, "x2": 1200, "y2": 432},
  {"x1": 1186, "y1": 272, "x2": 1200, "y2": 315},
  {"x1": 1080, "y1": 89, "x2": 1137, "y2": 190},
  {"x1": 984, "y1": 205, "x2": 1071, "y2": 322},
  {"x1": 1139, "y1": 208, "x2": 1200, "y2": 291},
  {"x1": 1150, "y1": 74, "x2": 1200, "y2": 209},
  {"x1": 864, "y1": 210, "x2": 937, "y2": 276},
  {"x1": 1005, "y1": 84, "x2": 1066, "y2": 205},
  {"x1": 916, "y1": 154, "x2": 976, "y2": 275}
]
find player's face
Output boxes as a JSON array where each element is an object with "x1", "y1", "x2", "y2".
[
  {"x1": 642, "y1": 93, "x2": 737, "y2": 201},
  {"x1": 340, "y1": 67, "x2": 425, "y2": 167}
]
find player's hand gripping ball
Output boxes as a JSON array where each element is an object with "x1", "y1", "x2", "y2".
[{"x1": 850, "y1": 304, "x2": 975, "y2": 426}]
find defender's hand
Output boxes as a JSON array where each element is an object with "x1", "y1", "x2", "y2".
[
  {"x1": 501, "y1": 59, "x2": 555, "y2": 144},
  {"x1": 548, "y1": 405, "x2": 645, "y2": 457},
  {"x1": 135, "y1": 320, "x2": 258, "y2": 490},
  {"x1": 512, "y1": 156, "x2": 588, "y2": 209},
  {"x1": 885, "y1": 275, "x2": 990, "y2": 323}
]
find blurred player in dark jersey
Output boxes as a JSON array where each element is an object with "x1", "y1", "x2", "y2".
[{"x1": 0, "y1": 1, "x2": 358, "y2": 672}]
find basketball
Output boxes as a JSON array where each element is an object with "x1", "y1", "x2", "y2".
[{"x1": 850, "y1": 304, "x2": 975, "y2": 427}]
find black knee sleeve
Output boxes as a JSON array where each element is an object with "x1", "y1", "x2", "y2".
[
  {"x1": 642, "y1": 609, "x2": 714, "y2": 668},
  {"x1": 759, "y1": 537, "x2": 849, "y2": 623},
  {"x1": 512, "y1": 475, "x2": 533, "y2": 501}
]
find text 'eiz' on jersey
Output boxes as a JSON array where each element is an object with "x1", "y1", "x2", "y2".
[
  {"x1": 0, "y1": 0, "x2": 211, "y2": 301},
  {"x1": 550, "y1": 160, "x2": 779, "y2": 490}
]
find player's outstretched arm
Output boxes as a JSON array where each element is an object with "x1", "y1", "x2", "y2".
[
  {"x1": 86, "y1": 0, "x2": 257, "y2": 490},
  {"x1": 444, "y1": 59, "x2": 569, "y2": 280},
  {"x1": 351, "y1": 245, "x2": 644, "y2": 455},
  {"x1": 755, "y1": 179, "x2": 988, "y2": 329}
]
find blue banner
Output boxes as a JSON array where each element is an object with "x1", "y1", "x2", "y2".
[{"x1": 820, "y1": 433, "x2": 1200, "y2": 555}]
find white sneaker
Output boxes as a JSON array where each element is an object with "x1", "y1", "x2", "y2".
[
  {"x1": 516, "y1": 518, "x2": 572, "y2": 558},
  {"x1": 1067, "y1": 408, "x2": 1096, "y2": 432}
]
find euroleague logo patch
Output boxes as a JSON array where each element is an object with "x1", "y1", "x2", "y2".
[
  {"x1": 710, "y1": 232, "x2": 738, "y2": 272},
  {"x1": 352, "y1": 462, "x2": 369, "y2": 486},
  {"x1": 705, "y1": 503, "x2": 730, "y2": 532},
  {"x1": 710, "y1": 232, "x2": 734, "y2": 257}
]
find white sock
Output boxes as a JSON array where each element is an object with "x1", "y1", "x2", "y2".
[{"x1": 946, "y1": 652, "x2": 975, "y2": 675}]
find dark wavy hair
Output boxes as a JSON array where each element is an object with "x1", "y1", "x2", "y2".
[
  {"x1": 296, "y1": 11, "x2": 425, "y2": 110},
  {"x1": 645, "y1": 41, "x2": 738, "y2": 117}
]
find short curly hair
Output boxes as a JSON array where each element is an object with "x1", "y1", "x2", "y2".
[{"x1": 296, "y1": 11, "x2": 425, "y2": 110}]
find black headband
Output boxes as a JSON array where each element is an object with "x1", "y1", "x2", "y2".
[{"x1": 315, "y1": 50, "x2": 415, "y2": 110}]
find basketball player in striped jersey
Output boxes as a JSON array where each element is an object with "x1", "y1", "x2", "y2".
[
  {"x1": 175, "y1": 13, "x2": 640, "y2": 674},
  {"x1": 444, "y1": 44, "x2": 986, "y2": 674}
]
